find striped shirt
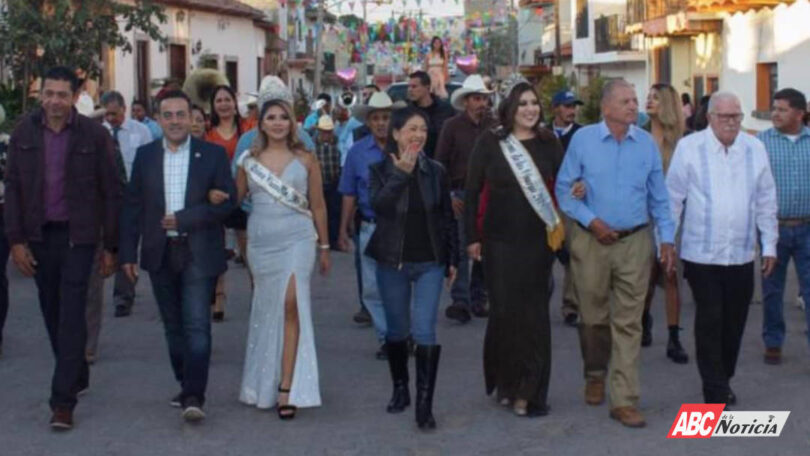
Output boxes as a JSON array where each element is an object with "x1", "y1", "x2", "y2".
[
  {"x1": 163, "y1": 137, "x2": 190, "y2": 237},
  {"x1": 757, "y1": 127, "x2": 810, "y2": 219}
]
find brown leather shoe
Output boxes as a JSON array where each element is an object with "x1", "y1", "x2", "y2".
[
  {"x1": 50, "y1": 408, "x2": 73, "y2": 431},
  {"x1": 610, "y1": 406, "x2": 646, "y2": 428},
  {"x1": 764, "y1": 347, "x2": 781, "y2": 365},
  {"x1": 584, "y1": 379, "x2": 605, "y2": 405}
]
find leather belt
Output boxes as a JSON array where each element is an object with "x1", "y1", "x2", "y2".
[
  {"x1": 779, "y1": 217, "x2": 810, "y2": 227},
  {"x1": 577, "y1": 222, "x2": 649, "y2": 239}
]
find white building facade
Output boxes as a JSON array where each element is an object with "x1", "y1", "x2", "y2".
[
  {"x1": 572, "y1": 0, "x2": 649, "y2": 102},
  {"x1": 110, "y1": 0, "x2": 268, "y2": 107}
]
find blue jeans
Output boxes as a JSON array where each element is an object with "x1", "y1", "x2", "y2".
[
  {"x1": 762, "y1": 223, "x2": 810, "y2": 349},
  {"x1": 359, "y1": 222, "x2": 386, "y2": 342},
  {"x1": 0, "y1": 213, "x2": 10, "y2": 346},
  {"x1": 149, "y1": 247, "x2": 217, "y2": 405},
  {"x1": 377, "y1": 262, "x2": 445, "y2": 345},
  {"x1": 353, "y1": 230, "x2": 364, "y2": 311}
]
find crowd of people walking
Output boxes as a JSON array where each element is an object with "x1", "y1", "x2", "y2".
[{"x1": 1, "y1": 56, "x2": 809, "y2": 435}]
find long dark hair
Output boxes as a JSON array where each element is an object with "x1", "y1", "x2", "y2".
[
  {"x1": 384, "y1": 107, "x2": 429, "y2": 158},
  {"x1": 209, "y1": 85, "x2": 243, "y2": 135},
  {"x1": 496, "y1": 82, "x2": 543, "y2": 138},
  {"x1": 430, "y1": 36, "x2": 445, "y2": 60}
]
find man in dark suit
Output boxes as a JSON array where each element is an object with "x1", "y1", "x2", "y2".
[
  {"x1": 5, "y1": 67, "x2": 120, "y2": 431},
  {"x1": 119, "y1": 90, "x2": 235, "y2": 423}
]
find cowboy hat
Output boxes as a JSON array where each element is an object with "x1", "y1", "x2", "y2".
[
  {"x1": 450, "y1": 74, "x2": 494, "y2": 111},
  {"x1": 353, "y1": 92, "x2": 403, "y2": 122},
  {"x1": 317, "y1": 115, "x2": 335, "y2": 131}
]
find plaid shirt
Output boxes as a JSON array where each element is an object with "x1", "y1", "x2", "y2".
[
  {"x1": 163, "y1": 137, "x2": 190, "y2": 236},
  {"x1": 758, "y1": 127, "x2": 810, "y2": 219},
  {"x1": 315, "y1": 140, "x2": 341, "y2": 186}
]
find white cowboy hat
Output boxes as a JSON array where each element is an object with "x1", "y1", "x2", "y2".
[
  {"x1": 353, "y1": 92, "x2": 405, "y2": 122},
  {"x1": 450, "y1": 74, "x2": 494, "y2": 111},
  {"x1": 317, "y1": 115, "x2": 335, "y2": 131}
]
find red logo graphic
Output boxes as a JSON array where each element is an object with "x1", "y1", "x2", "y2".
[{"x1": 667, "y1": 404, "x2": 727, "y2": 439}]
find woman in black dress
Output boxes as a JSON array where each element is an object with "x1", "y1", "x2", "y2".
[{"x1": 465, "y1": 77, "x2": 564, "y2": 417}]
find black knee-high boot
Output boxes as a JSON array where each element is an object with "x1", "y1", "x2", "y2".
[
  {"x1": 385, "y1": 340, "x2": 410, "y2": 413},
  {"x1": 415, "y1": 345, "x2": 441, "y2": 430}
]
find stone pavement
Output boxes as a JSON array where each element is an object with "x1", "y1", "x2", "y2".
[{"x1": 0, "y1": 252, "x2": 808, "y2": 455}]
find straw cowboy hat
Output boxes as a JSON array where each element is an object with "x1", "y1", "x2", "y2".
[
  {"x1": 450, "y1": 74, "x2": 494, "y2": 111},
  {"x1": 353, "y1": 92, "x2": 405, "y2": 122},
  {"x1": 317, "y1": 115, "x2": 335, "y2": 131}
]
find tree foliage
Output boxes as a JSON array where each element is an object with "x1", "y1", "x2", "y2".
[
  {"x1": 479, "y1": 16, "x2": 518, "y2": 76},
  {"x1": 0, "y1": 0, "x2": 168, "y2": 98},
  {"x1": 579, "y1": 76, "x2": 606, "y2": 125}
]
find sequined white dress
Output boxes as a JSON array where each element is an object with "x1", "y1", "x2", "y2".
[{"x1": 238, "y1": 157, "x2": 321, "y2": 409}]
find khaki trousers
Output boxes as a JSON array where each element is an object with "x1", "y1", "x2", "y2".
[{"x1": 570, "y1": 223, "x2": 653, "y2": 408}]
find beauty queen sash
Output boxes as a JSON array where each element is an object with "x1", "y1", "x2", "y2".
[
  {"x1": 499, "y1": 134, "x2": 564, "y2": 251},
  {"x1": 241, "y1": 154, "x2": 312, "y2": 218}
]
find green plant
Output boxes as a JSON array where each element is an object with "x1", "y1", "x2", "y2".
[
  {"x1": 535, "y1": 74, "x2": 570, "y2": 123},
  {"x1": 0, "y1": 0, "x2": 168, "y2": 110},
  {"x1": 0, "y1": 84, "x2": 35, "y2": 132},
  {"x1": 579, "y1": 76, "x2": 605, "y2": 125}
]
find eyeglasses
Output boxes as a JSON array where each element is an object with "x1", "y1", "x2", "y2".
[{"x1": 712, "y1": 113, "x2": 744, "y2": 123}]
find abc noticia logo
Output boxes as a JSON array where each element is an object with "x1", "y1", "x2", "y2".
[{"x1": 667, "y1": 404, "x2": 790, "y2": 438}]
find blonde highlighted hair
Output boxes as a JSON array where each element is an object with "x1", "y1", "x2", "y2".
[
  {"x1": 251, "y1": 100, "x2": 305, "y2": 157},
  {"x1": 649, "y1": 84, "x2": 685, "y2": 169}
]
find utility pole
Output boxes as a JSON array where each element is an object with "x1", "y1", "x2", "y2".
[
  {"x1": 358, "y1": 0, "x2": 368, "y2": 88},
  {"x1": 553, "y1": 0, "x2": 561, "y2": 67},
  {"x1": 314, "y1": 0, "x2": 325, "y2": 96}
]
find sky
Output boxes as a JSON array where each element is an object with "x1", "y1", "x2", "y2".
[{"x1": 330, "y1": 0, "x2": 465, "y2": 22}]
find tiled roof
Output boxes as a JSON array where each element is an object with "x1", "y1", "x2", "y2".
[{"x1": 156, "y1": 0, "x2": 265, "y2": 19}]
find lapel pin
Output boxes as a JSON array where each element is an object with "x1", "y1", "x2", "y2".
[{"x1": 195, "y1": 152, "x2": 201, "y2": 158}]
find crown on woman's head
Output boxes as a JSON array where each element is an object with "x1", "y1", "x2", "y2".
[
  {"x1": 257, "y1": 76, "x2": 293, "y2": 108},
  {"x1": 499, "y1": 73, "x2": 530, "y2": 100}
]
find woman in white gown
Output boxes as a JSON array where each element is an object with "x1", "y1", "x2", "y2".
[{"x1": 235, "y1": 87, "x2": 330, "y2": 419}]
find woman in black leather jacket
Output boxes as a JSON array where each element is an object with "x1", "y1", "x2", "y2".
[{"x1": 367, "y1": 107, "x2": 458, "y2": 431}]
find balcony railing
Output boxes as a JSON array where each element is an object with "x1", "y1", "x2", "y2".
[
  {"x1": 518, "y1": 0, "x2": 555, "y2": 7},
  {"x1": 594, "y1": 14, "x2": 632, "y2": 53},
  {"x1": 627, "y1": 0, "x2": 689, "y2": 25}
]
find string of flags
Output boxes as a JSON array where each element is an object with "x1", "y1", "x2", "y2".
[{"x1": 283, "y1": 0, "x2": 515, "y2": 70}]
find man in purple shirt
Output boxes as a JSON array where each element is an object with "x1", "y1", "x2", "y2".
[{"x1": 4, "y1": 67, "x2": 120, "y2": 431}]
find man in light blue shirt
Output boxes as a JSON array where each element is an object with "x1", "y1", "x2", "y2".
[
  {"x1": 303, "y1": 93, "x2": 332, "y2": 134},
  {"x1": 131, "y1": 99, "x2": 163, "y2": 140},
  {"x1": 555, "y1": 79, "x2": 675, "y2": 428},
  {"x1": 336, "y1": 91, "x2": 394, "y2": 359}
]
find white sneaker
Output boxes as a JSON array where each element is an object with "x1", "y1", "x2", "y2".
[{"x1": 182, "y1": 406, "x2": 205, "y2": 422}]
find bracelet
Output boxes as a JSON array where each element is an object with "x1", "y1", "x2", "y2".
[{"x1": 317, "y1": 243, "x2": 330, "y2": 250}]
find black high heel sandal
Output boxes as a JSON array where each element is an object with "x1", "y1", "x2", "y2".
[{"x1": 277, "y1": 386, "x2": 297, "y2": 420}]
